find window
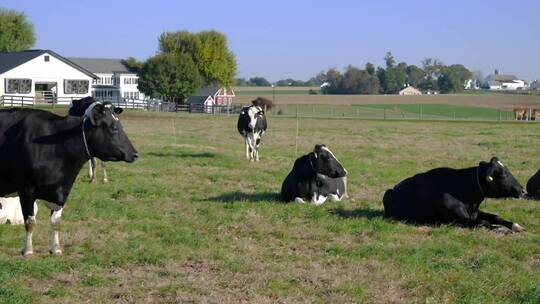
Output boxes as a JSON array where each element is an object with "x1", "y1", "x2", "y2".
[
  {"x1": 5, "y1": 79, "x2": 32, "y2": 94},
  {"x1": 44, "y1": 55, "x2": 50, "y2": 62},
  {"x1": 64, "y1": 80, "x2": 89, "y2": 94}
]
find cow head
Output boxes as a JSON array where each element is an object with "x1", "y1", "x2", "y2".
[
  {"x1": 70, "y1": 97, "x2": 123, "y2": 116},
  {"x1": 479, "y1": 157, "x2": 525, "y2": 198},
  {"x1": 84, "y1": 102, "x2": 138, "y2": 163},
  {"x1": 311, "y1": 144, "x2": 347, "y2": 178},
  {"x1": 247, "y1": 106, "x2": 264, "y2": 130}
]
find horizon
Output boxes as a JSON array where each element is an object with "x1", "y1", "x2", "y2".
[{"x1": 1, "y1": 0, "x2": 539, "y2": 82}]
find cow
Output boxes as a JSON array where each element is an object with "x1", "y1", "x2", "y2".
[
  {"x1": 514, "y1": 108, "x2": 527, "y2": 120},
  {"x1": 69, "y1": 97, "x2": 122, "y2": 183},
  {"x1": 383, "y1": 157, "x2": 526, "y2": 232},
  {"x1": 526, "y1": 169, "x2": 540, "y2": 198},
  {"x1": 0, "y1": 197, "x2": 37, "y2": 225},
  {"x1": 237, "y1": 104, "x2": 267, "y2": 161},
  {"x1": 0, "y1": 100, "x2": 137, "y2": 256},
  {"x1": 281, "y1": 144, "x2": 348, "y2": 205}
]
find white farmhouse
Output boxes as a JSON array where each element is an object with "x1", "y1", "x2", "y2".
[
  {"x1": 483, "y1": 71, "x2": 527, "y2": 90},
  {"x1": 0, "y1": 50, "x2": 96, "y2": 103},
  {"x1": 68, "y1": 58, "x2": 145, "y2": 101}
]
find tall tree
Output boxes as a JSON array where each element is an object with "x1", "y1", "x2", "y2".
[
  {"x1": 158, "y1": 30, "x2": 237, "y2": 87},
  {"x1": 138, "y1": 53, "x2": 201, "y2": 103},
  {"x1": 0, "y1": 8, "x2": 35, "y2": 51},
  {"x1": 365, "y1": 62, "x2": 375, "y2": 76},
  {"x1": 405, "y1": 65, "x2": 425, "y2": 87},
  {"x1": 384, "y1": 52, "x2": 395, "y2": 69}
]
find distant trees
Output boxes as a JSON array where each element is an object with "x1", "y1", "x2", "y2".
[
  {"x1": 319, "y1": 52, "x2": 471, "y2": 95},
  {"x1": 235, "y1": 77, "x2": 271, "y2": 86},
  {"x1": 138, "y1": 30, "x2": 236, "y2": 102},
  {"x1": 0, "y1": 8, "x2": 35, "y2": 52}
]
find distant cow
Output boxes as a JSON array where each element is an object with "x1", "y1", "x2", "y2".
[
  {"x1": 0, "y1": 197, "x2": 37, "y2": 225},
  {"x1": 526, "y1": 169, "x2": 540, "y2": 198},
  {"x1": 514, "y1": 107, "x2": 527, "y2": 120},
  {"x1": 0, "y1": 99, "x2": 137, "y2": 256},
  {"x1": 237, "y1": 104, "x2": 267, "y2": 161},
  {"x1": 69, "y1": 97, "x2": 123, "y2": 183},
  {"x1": 281, "y1": 144, "x2": 348, "y2": 205},
  {"x1": 383, "y1": 157, "x2": 526, "y2": 232},
  {"x1": 532, "y1": 108, "x2": 540, "y2": 121}
]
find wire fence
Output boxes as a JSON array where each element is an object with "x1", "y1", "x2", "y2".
[{"x1": 2, "y1": 94, "x2": 538, "y2": 123}]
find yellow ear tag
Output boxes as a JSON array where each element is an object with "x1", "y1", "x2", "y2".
[{"x1": 486, "y1": 176, "x2": 494, "y2": 182}]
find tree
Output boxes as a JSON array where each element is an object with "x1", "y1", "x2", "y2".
[
  {"x1": 138, "y1": 53, "x2": 201, "y2": 103},
  {"x1": 321, "y1": 68, "x2": 343, "y2": 94},
  {"x1": 405, "y1": 65, "x2": 425, "y2": 87},
  {"x1": 365, "y1": 62, "x2": 375, "y2": 76},
  {"x1": 384, "y1": 62, "x2": 407, "y2": 94},
  {"x1": 437, "y1": 64, "x2": 472, "y2": 93},
  {"x1": 235, "y1": 78, "x2": 248, "y2": 86},
  {"x1": 0, "y1": 8, "x2": 35, "y2": 51},
  {"x1": 248, "y1": 77, "x2": 271, "y2": 86},
  {"x1": 158, "y1": 30, "x2": 237, "y2": 87},
  {"x1": 122, "y1": 57, "x2": 143, "y2": 73},
  {"x1": 384, "y1": 51, "x2": 395, "y2": 69}
]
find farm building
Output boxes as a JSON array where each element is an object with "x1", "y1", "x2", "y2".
[
  {"x1": 0, "y1": 49, "x2": 97, "y2": 104},
  {"x1": 185, "y1": 85, "x2": 235, "y2": 112},
  {"x1": 67, "y1": 57, "x2": 145, "y2": 101},
  {"x1": 530, "y1": 79, "x2": 540, "y2": 90},
  {"x1": 399, "y1": 86, "x2": 422, "y2": 96},
  {"x1": 483, "y1": 71, "x2": 527, "y2": 90}
]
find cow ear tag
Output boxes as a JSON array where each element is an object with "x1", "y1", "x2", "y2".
[{"x1": 486, "y1": 176, "x2": 494, "y2": 182}]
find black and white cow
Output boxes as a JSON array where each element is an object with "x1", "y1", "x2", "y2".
[
  {"x1": 237, "y1": 105, "x2": 267, "y2": 161},
  {"x1": 281, "y1": 144, "x2": 348, "y2": 205},
  {"x1": 0, "y1": 99, "x2": 137, "y2": 256},
  {"x1": 69, "y1": 97, "x2": 122, "y2": 183},
  {"x1": 383, "y1": 157, "x2": 526, "y2": 232}
]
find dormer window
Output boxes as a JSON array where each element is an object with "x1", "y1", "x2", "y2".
[{"x1": 44, "y1": 55, "x2": 50, "y2": 62}]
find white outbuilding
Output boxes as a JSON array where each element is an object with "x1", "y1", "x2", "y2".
[{"x1": 0, "y1": 49, "x2": 97, "y2": 104}]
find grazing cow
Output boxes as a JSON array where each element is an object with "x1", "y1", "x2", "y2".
[
  {"x1": 0, "y1": 100, "x2": 137, "y2": 256},
  {"x1": 514, "y1": 107, "x2": 527, "y2": 120},
  {"x1": 383, "y1": 157, "x2": 526, "y2": 232},
  {"x1": 69, "y1": 97, "x2": 123, "y2": 183},
  {"x1": 526, "y1": 169, "x2": 540, "y2": 198},
  {"x1": 0, "y1": 197, "x2": 37, "y2": 225},
  {"x1": 237, "y1": 104, "x2": 267, "y2": 161},
  {"x1": 532, "y1": 108, "x2": 540, "y2": 121},
  {"x1": 281, "y1": 144, "x2": 348, "y2": 205}
]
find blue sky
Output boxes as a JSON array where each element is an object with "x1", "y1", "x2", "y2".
[{"x1": 2, "y1": 0, "x2": 539, "y2": 81}]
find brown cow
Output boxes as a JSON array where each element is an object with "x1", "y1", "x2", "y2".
[{"x1": 514, "y1": 107, "x2": 527, "y2": 120}]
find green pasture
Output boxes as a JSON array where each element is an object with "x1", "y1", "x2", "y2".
[{"x1": 0, "y1": 111, "x2": 538, "y2": 303}]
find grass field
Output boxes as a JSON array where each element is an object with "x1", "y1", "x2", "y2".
[{"x1": 0, "y1": 111, "x2": 539, "y2": 303}]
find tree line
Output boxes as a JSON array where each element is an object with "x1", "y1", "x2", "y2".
[{"x1": 238, "y1": 52, "x2": 473, "y2": 94}]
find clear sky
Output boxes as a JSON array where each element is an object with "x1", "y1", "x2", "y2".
[{"x1": 2, "y1": 0, "x2": 539, "y2": 81}]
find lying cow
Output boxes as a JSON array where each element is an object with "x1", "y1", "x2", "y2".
[
  {"x1": 383, "y1": 157, "x2": 526, "y2": 232},
  {"x1": 0, "y1": 99, "x2": 137, "y2": 256},
  {"x1": 526, "y1": 169, "x2": 540, "y2": 198},
  {"x1": 69, "y1": 97, "x2": 123, "y2": 183},
  {"x1": 281, "y1": 144, "x2": 348, "y2": 205},
  {"x1": 0, "y1": 197, "x2": 37, "y2": 225},
  {"x1": 237, "y1": 104, "x2": 267, "y2": 161}
]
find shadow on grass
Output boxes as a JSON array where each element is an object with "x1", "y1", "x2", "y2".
[
  {"x1": 330, "y1": 207, "x2": 385, "y2": 220},
  {"x1": 147, "y1": 151, "x2": 217, "y2": 158},
  {"x1": 205, "y1": 191, "x2": 281, "y2": 203}
]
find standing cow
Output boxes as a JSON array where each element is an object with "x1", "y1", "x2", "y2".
[
  {"x1": 0, "y1": 100, "x2": 137, "y2": 256},
  {"x1": 237, "y1": 105, "x2": 267, "y2": 161},
  {"x1": 281, "y1": 144, "x2": 348, "y2": 205},
  {"x1": 383, "y1": 157, "x2": 526, "y2": 232},
  {"x1": 69, "y1": 97, "x2": 122, "y2": 183}
]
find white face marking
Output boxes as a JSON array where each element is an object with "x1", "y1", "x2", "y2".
[
  {"x1": 247, "y1": 106, "x2": 262, "y2": 130},
  {"x1": 497, "y1": 160, "x2": 505, "y2": 167}
]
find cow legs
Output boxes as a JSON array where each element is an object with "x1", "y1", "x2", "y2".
[
  {"x1": 19, "y1": 191, "x2": 36, "y2": 257},
  {"x1": 245, "y1": 137, "x2": 251, "y2": 160},
  {"x1": 101, "y1": 161, "x2": 108, "y2": 183},
  {"x1": 88, "y1": 158, "x2": 97, "y2": 183},
  {"x1": 477, "y1": 210, "x2": 524, "y2": 232},
  {"x1": 49, "y1": 208, "x2": 63, "y2": 255},
  {"x1": 438, "y1": 194, "x2": 477, "y2": 227},
  {"x1": 254, "y1": 138, "x2": 261, "y2": 161}
]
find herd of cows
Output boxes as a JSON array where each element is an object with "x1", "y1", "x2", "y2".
[{"x1": 0, "y1": 97, "x2": 538, "y2": 257}]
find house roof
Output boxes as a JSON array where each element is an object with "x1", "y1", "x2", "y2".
[
  {"x1": 198, "y1": 85, "x2": 220, "y2": 96},
  {"x1": 486, "y1": 74, "x2": 520, "y2": 83},
  {"x1": 0, "y1": 49, "x2": 97, "y2": 78},
  {"x1": 67, "y1": 58, "x2": 137, "y2": 74},
  {"x1": 186, "y1": 96, "x2": 212, "y2": 104}
]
